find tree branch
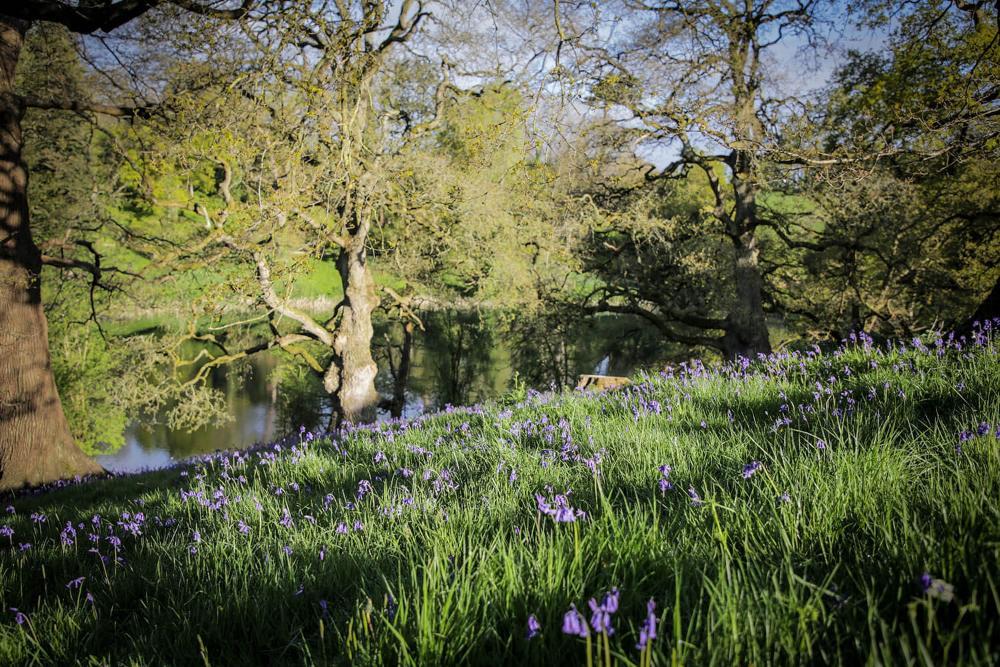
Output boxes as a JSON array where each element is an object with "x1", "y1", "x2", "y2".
[{"x1": 5, "y1": 0, "x2": 254, "y2": 34}]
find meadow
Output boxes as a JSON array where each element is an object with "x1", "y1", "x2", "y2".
[{"x1": 2, "y1": 324, "x2": 999, "y2": 666}]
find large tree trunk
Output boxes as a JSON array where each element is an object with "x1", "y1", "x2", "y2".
[
  {"x1": 323, "y1": 238, "x2": 379, "y2": 425},
  {"x1": 956, "y1": 274, "x2": 1000, "y2": 337},
  {"x1": 722, "y1": 230, "x2": 772, "y2": 359},
  {"x1": 0, "y1": 20, "x2": 101, "y2": 490}
]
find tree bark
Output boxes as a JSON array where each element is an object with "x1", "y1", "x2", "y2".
[
  {"x1": 0, "y1": 19, "x2": 102, "y2": 490},
  {"x1": 324, "y1": 237, "x2": 379, "y2": 425},
  {"x1": 957, "y1": 274, "x2": 1000, "y2": 336},
  {"x1": 722, "y1": 230, "x2": 772, "y2": 359}
]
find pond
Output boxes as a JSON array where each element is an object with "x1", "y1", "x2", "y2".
[{"x1": 96, "y1": 311, "x2": 673, "y2": 472}]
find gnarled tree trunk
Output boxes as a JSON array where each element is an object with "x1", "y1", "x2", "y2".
[
  {"x1": 324, "y1": 236, "x2": 379, "y2": 425},
  {"x1": 0, "y1": 19, "x2": 101, "y2": 490},
  {"x1": 722, "y1": 230, "x2": 772, "y2": 359},
  {"x1": 962, "y1": 275, "x2": 1000, "y2": 332}
]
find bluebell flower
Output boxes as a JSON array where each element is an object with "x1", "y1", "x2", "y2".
[
  {"x1": 526, "y1": 614, "x2": 541, "y2": 640},
  {"x1": 636, "y1": 599, "x2": 657, "y2": 650},
  {"x1": 562, "y1": 604, "x2": 588, "y2": 637}
]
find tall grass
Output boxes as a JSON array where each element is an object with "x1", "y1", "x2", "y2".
[{"x1": 2, "y1": 327, "x2": 999, "y2": 665}]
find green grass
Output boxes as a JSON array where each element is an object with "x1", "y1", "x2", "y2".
[{"x1": 2, "y1": 335, "x2": 999, "y2": 665}]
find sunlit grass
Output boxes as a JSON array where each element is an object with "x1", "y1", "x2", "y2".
[{"x1": 2, "y1": 329, "x2": 999, "y2": 665}]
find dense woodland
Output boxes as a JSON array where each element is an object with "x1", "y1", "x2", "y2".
[{"x1": 1, "y1": 0, "x2": 998, "y2": 489}]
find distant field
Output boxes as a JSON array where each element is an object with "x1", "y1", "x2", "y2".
[{"x1": 2, "y1": 325, "x2": 999, "y2": 665}]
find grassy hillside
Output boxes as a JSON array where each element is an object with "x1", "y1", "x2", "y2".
[{"x1": 2, "y1": 325, "x2": 999, "y2": 665}]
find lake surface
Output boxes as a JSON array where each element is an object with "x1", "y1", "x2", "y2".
[{"x1": 96, "y1": 312, "x2": 670, "y2": 472}]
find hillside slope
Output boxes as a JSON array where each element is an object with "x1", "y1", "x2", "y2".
[{"x1": 2, "y1": 324, "x2": 999, "y2": 665}]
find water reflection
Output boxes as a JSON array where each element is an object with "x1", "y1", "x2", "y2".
[{"x1": 97, "y1": 311, "x2": 670, "y2": 472}]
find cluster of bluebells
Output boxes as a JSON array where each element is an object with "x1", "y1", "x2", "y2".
[
  {"x1": 532, "y1": 588, "x2": 659, "y2": 654},
  {"x1": 560, "y1": 589, "x2": 622, "y2": 637},
  {"x1": 1, "y1": 318, "x2": 996, "y2": 647},
  {"x1": 657, "y1": 465, "x2": 673, "y2": 494},
  {"x1": 956, "y1": 422, "x2": 999, "y2": 455},
  {"x1": 535, "y1": 489, "x2": 587, "y2": 523}
]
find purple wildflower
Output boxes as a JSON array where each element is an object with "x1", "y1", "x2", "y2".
[
  {"x1": 526, "y1": 614, "x2": 541, "y2": 640},
  {"x1": 742, "y1": 460, "x2": 763, "y2": 479},
  {"x1": 562, "y1": 604, "x2": 588, "y2": 637},
  {"x1": 60, "y1": 522, "x2": 77, "y2": 546},
  {"x1": 282, "y1": 545, "x2": 293, "y2": 556},
  {"x1": 920, "y1": 572, "x2": 955, "y2": 601},
  {"x1": 237, "y1": 520, "x2": 250, "y2": 535},
  {"x1": 816, "y1": 439, "x2": 827, "y2": 450},
  {"x1": 687, "y1": 486, "x2": 703, "y2": 507},
  {"x1": 636, "y1": 599, "x2": 657, "y2": 650},
  {"x1": 66, "y1": 577, "x2": 85, "y2": 589},
  {"x1": 10, "y1": 608, "x2": 27, "y2": 625},
  {"x1": 601, "y1": 588, "x2": 620, "y2": 613},
  {"x1": 336, "y1": 522, "x2": 348, "y2": 534},
  {"x1": 554, "y1": 507, "x2": 577, "y2": 523},
  {"x1": 587, "y1": 590, "x2": 618, "y2": 635}
]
